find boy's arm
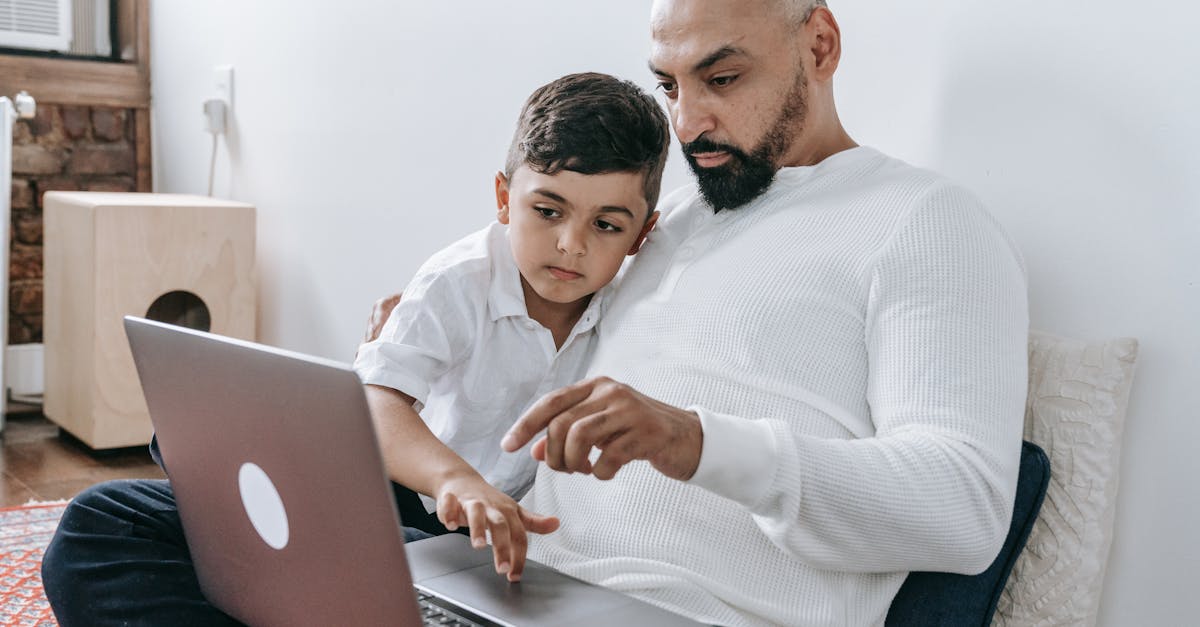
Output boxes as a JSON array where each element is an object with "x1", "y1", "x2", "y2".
[{"x1": 364, "y1": 384, "x2": 558, "y2": 582}]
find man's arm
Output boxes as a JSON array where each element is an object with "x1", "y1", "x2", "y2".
[
  {"x1": 503, "y1": 358, "x2": 1020, "y2": 576},
  {"x1": 366, "y1": 384, "x2": 558, "y2": 581}
]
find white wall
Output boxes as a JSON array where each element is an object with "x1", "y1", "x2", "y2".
[
  {"x1": 149, "y1": 1, "x2": 691, "y2": 360},
  {"x1": 149, "y1": 1, "x2": 1198, "y2": 623}
]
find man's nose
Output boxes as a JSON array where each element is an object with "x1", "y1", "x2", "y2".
[{"x1": 671, "y1": 89, "x2": 717, "y2": 145}]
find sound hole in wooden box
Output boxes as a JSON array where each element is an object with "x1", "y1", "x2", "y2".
[{"x1": 145, "y1": 290, "x2": 211, "y2": 332}]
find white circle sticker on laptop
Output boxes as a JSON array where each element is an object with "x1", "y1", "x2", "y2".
[{"x1": 238, "y1": 462, "x2": 290, "y2": 550}]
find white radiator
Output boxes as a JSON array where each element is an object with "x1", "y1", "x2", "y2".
[{"x1": 2, "y1": 92, "x2": 36, "y2": 430}]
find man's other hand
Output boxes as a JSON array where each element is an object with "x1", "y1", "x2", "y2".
[
  {"x1": 364, "y1": 293, "x2": 402, "y2": 343},
  {"x1": 501, "y1": 377, "x2": 703, "y2": 482}
]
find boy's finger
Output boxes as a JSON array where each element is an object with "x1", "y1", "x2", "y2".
[
  {"x1": 438, "y1": 493, "x2": 461, "y2": 531},
  {"x1": 485, "y1": 509, "x2": 514, "y2": 576},
  {"x1": 465, "y1": 501, "x2": 489, "y2": 549},
  {"x1": 506, "y1": 516, "x2": 529, "y2": 582},
  {"x1": 503, "y1": 382, "x2": 594, "y2": 452}
]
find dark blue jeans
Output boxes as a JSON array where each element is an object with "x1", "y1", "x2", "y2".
[{"x1": 41, "y1": 478, "x2": 446, "y2": 626}]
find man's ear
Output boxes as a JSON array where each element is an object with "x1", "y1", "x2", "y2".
[
  {"x1": 808, "y1": 7, "x2": 842, "y2": 82},
  {"x1": 495, "y1": 171, "x2": 511, "y2": 224},
  {"x1": 627, "y1": 211, "x2": 660, "y2": 255}
]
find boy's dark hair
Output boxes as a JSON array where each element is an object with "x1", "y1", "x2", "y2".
[{"x1": 505, "y1": 72, "x2": 670, "y2": 213}]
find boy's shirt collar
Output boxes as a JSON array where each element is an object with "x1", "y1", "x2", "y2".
[{"x1": 487, "y1": 224, "x2": 527, "y2": 322}]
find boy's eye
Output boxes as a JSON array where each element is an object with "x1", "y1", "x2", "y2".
[
  {"x1": 534, "y1": 206, "x2": 560, "y2": 219},
  {"x1": 595, "y1": 219, "x2": 623, "y2": 233}
]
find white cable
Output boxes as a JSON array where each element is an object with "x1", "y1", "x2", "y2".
[
  {"x1": 207, "y1": 132, "x2": 218, "y2": 196},
  {"x1": 202, "y1": 99, "x2": 227, "y2": 197}
]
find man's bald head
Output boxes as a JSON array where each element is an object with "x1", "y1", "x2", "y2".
[
  {"x1": 775, "y1": 0, "x2": 828, "y2": 23},
  {"x1": 651, "y1": 0, "x2": 827, "y2": 32}
]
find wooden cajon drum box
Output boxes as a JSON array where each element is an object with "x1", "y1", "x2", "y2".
[{"x1": 43, "y1": 192, "x2": 257, "y2": 449}]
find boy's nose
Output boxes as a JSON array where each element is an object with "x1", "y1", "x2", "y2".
[{"x1": 557, "y1": 228, "x2": 587, "y2": 256}]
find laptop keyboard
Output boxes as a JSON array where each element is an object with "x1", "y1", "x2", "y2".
[{"x1": 416, "y1": 591, "x2": 491, "y2": 626}]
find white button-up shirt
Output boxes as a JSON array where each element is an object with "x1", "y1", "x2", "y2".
[{"x1": 355, "y1": 222, "x2": 604, "y2": 511}]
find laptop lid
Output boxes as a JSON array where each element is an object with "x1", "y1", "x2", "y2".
[
  {"x1": 124, "y1": 316, "x2": 423, "y2": 627},
  {"x1": 125, "y1": 316, "x2": 705, "y2": 627}
]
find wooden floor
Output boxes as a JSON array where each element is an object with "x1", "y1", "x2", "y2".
[{"x1": 0, "y1": 406, "x2": 165, "y2": 507}]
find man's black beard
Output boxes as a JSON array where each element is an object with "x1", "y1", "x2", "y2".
[
  {"x1": 682, "y1": 69, "x2": 808, "y2": 212},
  {"x1": 683, "y1": 139, "x2": 779, "y2": 212}
]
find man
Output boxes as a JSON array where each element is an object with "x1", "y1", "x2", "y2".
[{"x1": 486, "y1": 0, "x2": 1028, "y2": 625}]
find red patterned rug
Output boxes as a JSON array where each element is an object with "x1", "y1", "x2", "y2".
[{"x1": 0, "y1": 502, "x2": 66, "y2": 626}]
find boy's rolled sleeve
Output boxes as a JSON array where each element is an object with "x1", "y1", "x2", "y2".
[
  {"x1": 352, "y1": 272, "x2": 472, "y2": 407},
  {"x1": 355, "y1": 342, "x2": 439, "y2": 407}
]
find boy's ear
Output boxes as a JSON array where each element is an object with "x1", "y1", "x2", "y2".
[
  {"x1": 495, "y1": 171, "x2": 511, "y2": 224},
  {"x1": 627, "y1": 211, "x2": 660, "y2": 255}
]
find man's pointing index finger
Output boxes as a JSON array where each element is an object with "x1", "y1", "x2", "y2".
[{"x1": 501, "y1": 380, "x2": 594, "y2": 452}]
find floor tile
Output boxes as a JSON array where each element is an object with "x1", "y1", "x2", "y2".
[
  {"x1": 1, "y1": 439, "x2": 104, "y2": 485},
  {"x1": 1, "y1": 473, "x2": 39, "y2": 507},
  {"x1": 2, "y1": 413, "x2": 164, "y2": 505}
]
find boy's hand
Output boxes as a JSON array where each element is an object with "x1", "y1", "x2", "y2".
[
  {"x1": 501, "y1": 376, "x2": 703, "y2": 482},
  {"x1": 434, "y1": 473, "x2": 559, "y2": 582}
]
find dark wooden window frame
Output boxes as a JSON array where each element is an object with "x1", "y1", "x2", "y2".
[{"x1": 0, "y1": 0, "x2": 152, "y2": 191}]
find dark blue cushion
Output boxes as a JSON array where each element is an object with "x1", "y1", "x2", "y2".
[{"x1": 885, "y1": 441, "x2": 1050, "y2": 626}]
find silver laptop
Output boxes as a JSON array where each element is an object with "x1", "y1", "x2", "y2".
[{"x1": 124, "y1": 316, "x2": 702, "y2": 627}]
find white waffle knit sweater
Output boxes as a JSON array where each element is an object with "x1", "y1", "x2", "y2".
[{"x1": 522, "y1": 147, "x2": 1029, "y2": 626}]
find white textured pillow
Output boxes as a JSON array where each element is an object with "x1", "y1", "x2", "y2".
[{"x1": 994, "y1": 331, "x2": 1139, "y2": 626}]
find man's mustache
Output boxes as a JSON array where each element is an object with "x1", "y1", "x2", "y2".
[{"x1": 680, "y1": 136, "x2": 744, "y2": 158}]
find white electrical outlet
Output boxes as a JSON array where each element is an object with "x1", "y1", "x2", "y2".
[{"x1": 213, "y1": 65, "x2": 234, "y2": 107}]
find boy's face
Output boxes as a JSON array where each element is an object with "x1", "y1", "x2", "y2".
[{"x1": 496, "y1": 165, "x2": 658, "y2": 313}]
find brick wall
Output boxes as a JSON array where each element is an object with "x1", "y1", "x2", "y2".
[{"x1": 8, "y1": 104, "x2": 138, "y2": 344}]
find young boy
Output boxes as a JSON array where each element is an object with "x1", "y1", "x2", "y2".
[{"x1": 352, "y1": 72, "x2": 669, "y2": 582}]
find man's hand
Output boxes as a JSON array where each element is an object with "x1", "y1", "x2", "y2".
[
  {"x1": 501, "y1": 377, "x2": 704, "y2": 482},
  {"x1": 364, "y1": 293, "x2": 402, "y2": 343},
  {"x1": 434, "y1": 473, "x2": 559, "y2": 582}
]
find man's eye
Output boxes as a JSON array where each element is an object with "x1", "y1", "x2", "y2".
[
  {"x1": 711, "y1": 75, "x2": 737, "y2": 87},
  {"x1": 595, "y1": 220, "x2": 623, "y2": 233},
  {"x1": 535, "y1": 207, "x2": 560, "y2": 219},
  {"x1": 657, "y1": 81, "x2": 678, "y2": 98}
]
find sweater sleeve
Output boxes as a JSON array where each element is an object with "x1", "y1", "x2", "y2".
[{"x1": 687, "y1": 184, "x2": 1029, "y2": 574}]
